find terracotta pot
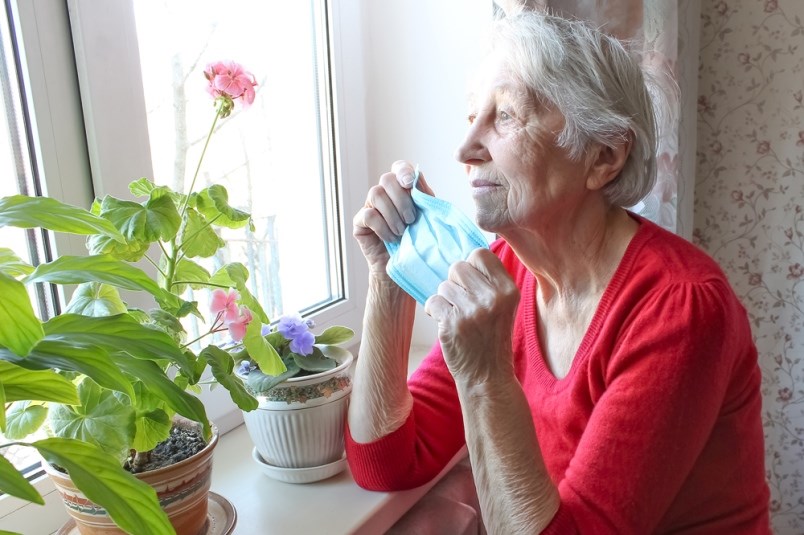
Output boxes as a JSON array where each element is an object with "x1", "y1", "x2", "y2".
[
  {"x1": 45, "y1": 421, "x2": 218, "y2": 535},
  {"x1": 240, "y1": 346, "x2": 353, "y2": 474}
]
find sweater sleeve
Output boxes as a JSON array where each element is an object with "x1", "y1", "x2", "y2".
[
  {"x1": 543, "y1": 279, "x2": 754, "y2": 534},
  {"x1": 346, "y1": 342, "x2": 467, "y2": 490}
]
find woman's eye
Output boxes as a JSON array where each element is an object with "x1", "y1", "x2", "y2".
[{"x1": 499, "y1": 110, "x2": 511, "y2": 121}]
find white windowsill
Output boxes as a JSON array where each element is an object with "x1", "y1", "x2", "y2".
[{"x1": 212, "y1": 425, "x2": 466, "y2": 535}]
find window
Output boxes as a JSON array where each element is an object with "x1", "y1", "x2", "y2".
[
  {"x1": 0, "y1": 0, "x2": 97, "y2": 530},
  {"x1": 130, "y1": 1, "x2": 341, "y2": 320},
  {"x1": 0, "y1": 0, "x2": 51, "y2": 479},
  {"x1": 1, "y1": 0, "x2": 369, "y2": 530},
  {"x1": 1, "y1": 0, "x2": 94, "y2": 473},
  {"x1": 69, "y1": 0, "x2": 368, "y2": 347}
]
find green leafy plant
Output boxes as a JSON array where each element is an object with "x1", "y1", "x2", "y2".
[{"x1": 0, "y1": 60, "x2": 280, "y2": 534}]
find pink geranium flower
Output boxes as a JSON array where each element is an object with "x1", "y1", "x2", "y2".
[
  {"x1": 227, "y1": 307, "x2": 254, "y2": 342},
  {"x1": 210, "y1": 288, "x2": 241, "y2": 323},
  {"x1": 204, "y1": 60, "x2": 257, "y2": 107}
]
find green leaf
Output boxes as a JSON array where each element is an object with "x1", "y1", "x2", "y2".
[
  {"x1": 199, "y1": 345, "x2": 258, "y2": 411},
  {"x1": 127, "y1": 381, "x2": 164, "y2": 413},
  {"x1": 3, "y1": 340, "x2": 133, "y2": 400},
  {"x1": 0, "y1": 248, "x2": 33, "y2": 278},
  {"x1": 129, "y1": 177, "x2": 180, "y2": 200},
  {"x1": 179, "y1": 208, "x2": 224, "y2": 258},
  {"x1": 314, "y1": 325, "x2": 355, "y2": 345},
  {"x1": 97, "y1": 193, "x2": 181, "y2": 243},
  {"x1": 65, "y1": 282, "x2": 128, "y2": 317},
  {"x1": 0, "y1": 452, "x2": 44, "y2": 505},
  {"x1": 194, "y1": 185, "x2": 252, "y2": 229},
  {"x1": 86, "y1": 232, "x2": 150, "y2": 262},
  {"x1": 174, "y1": 299, "x2": 202, "y2": 319},
  {"x1": 293, "y1": 346, "x2": 337, "y2": 373},
  {"x1": 110, "y1": 356, "x2": 210, "y2": 439},
  {"x1": 128, "y1": 177, "x2": 156, "y2": 197},
  {"x1": 246, "y1": 361, "x2": 299, "y2": 392},
  {"x1": 0, "y1": 360, "x2": 79, "y2": 404},
  {"x1": 145, "y1": 309, "x2": 186, "y2": 345},
  {"x1": 0, "y1": 272, "x2": 43, "y2": 356},
  {"x1": 4, "y1": 401, "x2": 48, "y2": 439},
  {"x1": 43, "y1": 314, "x2": 192, "y2": 376},
  {"x1": 48, "y1": 379, "x2": 136, "y2": 460},
  {"x1": 34, "y1": 437, "x2": 174, "y2": 535},
  {"x1": 24, "y1": 255, "x2": 180, "y2": 310},
  {"x1": 170, "y1": 258, "x2": 211, "y2": 293},
  {"x1": 243, "y1": 321, "x2": 286, "y2": 376},
  {"x1": 132, "y1": 408, "x2": 171, "y2": 452},
  {"x1": 0, "y1": 195, "x2": 124, "y2": 242}
]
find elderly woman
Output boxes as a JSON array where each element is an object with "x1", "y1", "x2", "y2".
[{"x1": 347, "y1": 10, "x2": 770, "y2": 535}]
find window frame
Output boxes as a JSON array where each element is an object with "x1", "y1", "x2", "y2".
[
  {"x1": 0, "y1": 0, "x2": 95, "y2": 529},
  {"x1": 0, "y1": 0, "x2": 370, "y2": 530},
  {"x1": 65, "y1": 0, "x2": 370, "y2": 428}
]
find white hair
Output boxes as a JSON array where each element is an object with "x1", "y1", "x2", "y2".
[{"x1": 490, "y1": 11, "x2": 658, "y2": 207}]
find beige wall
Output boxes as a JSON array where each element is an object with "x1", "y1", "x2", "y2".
[{"x1": 694, "y1": 1, "x2": 804, "y2": 533}]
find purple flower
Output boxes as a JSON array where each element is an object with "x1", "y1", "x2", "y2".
[
  {"x1": 277, "y1": 313, "x2": 315, "y2": 355},
  {"x1": 289, "y1": 330, "x2": 315, "y2": 355},
  {"x1": 237, "y1": 360, "x2": 254, "y2": 375},
  {"x1": 277, "y1": 314, "x2": 308, "y2": 337}
]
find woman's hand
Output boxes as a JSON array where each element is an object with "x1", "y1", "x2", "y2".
[
  {"x1": 425, "y1": 248, "x2": 521, "y2": 383},
  {"x1": 352, "y1": 160, "x2": 434, "y2": 275}
]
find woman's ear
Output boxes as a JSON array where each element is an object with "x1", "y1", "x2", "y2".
[{"x1": 586, "y1": 132, "x2": 633, "y2": 191}]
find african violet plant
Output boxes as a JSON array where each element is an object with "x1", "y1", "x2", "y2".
[
  {"x1": 222, "y1": 303, "x2": 355, "y2": 392},
  {"x1": 0, "y1": 60, "x2": 291, "y2": 534}
]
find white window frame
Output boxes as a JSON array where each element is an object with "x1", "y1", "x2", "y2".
[
  {"x1": 0, "y1": 0, "x2": 370, "y2": 532},
  {"x1": 65, "y1": 0, "x2": 370, "y2": 429}
]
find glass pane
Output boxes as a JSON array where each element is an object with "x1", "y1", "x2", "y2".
[
  {"x1": 0, "y1": 1, "x2": 51, "y2": 475},
  {"x1": 132, "y1": 0, "x2": 340, "y2": 327}
]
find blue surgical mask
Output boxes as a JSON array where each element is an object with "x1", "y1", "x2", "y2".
[{"x1": 383, "y1": 171, "x2": 489, "y2": 305}]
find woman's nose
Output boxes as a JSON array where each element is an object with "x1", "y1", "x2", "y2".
[{"x1": 454, "y1": 122, "x2": 489, "y2": 166}]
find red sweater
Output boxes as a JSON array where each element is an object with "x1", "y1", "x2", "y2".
[{"x1": 346, "y1": 217, "x2": 770, "y2": 534}]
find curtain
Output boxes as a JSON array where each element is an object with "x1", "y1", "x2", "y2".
[{"x1": 694, "y1": 1, "x2": 804, "y2": 532}]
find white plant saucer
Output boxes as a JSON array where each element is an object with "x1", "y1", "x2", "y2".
[{"x1": 252, "y1": 447, "x2": 348, "y2": 484}]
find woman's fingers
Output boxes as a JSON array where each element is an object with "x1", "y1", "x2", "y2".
[
  {"x1": 391, "y1": 160, "x2": 417, "y2": 188},
  {"x1": 378, "y1": 172, "x2": 416, "y2": 228}
]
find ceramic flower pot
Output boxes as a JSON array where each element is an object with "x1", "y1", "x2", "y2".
[
  {"x1": 240, "y1": 346, "x2": 353, "y2": 478},
  {"x1": 45, "y1": 421, "x2": 219, "y2": 535}
]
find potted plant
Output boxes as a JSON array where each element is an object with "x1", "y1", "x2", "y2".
[
  {"x1": 0, "y1": 60, "x2": 288, "y2": 534},
  {"x1": 232, "y1": 312, "x2": 355, "y2": 483}
]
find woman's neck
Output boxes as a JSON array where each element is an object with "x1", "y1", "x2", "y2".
[{"x1": 504, "y1": 204, "x2": 638, "y2": 306}]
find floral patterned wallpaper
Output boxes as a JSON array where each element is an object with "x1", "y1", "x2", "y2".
[{"x1": 694, "y1": 1, "x2": 804, "y2": 533}]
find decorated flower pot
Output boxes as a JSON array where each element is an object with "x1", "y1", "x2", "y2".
[
  {"x1": 240, "y1": 346, "x2": 353, "y2": 481},
  {"x1": 45, "y1": 421, "x2": 225, "y2": 535}
]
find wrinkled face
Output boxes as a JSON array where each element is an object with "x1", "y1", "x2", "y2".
[{"x1": 454, "y1": 54, "x2": 594, "y2": 237}]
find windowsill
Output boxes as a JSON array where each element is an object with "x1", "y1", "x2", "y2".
[{"x1": 211, "y1": 425, "x2": 466, "y2": 534}]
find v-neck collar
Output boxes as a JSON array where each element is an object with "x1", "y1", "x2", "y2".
[{"x1": 522, "y1": 215, "x2": 655, "y2": 390}]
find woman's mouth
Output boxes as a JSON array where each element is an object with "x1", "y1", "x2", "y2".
[{"x1": 470, "y1": 179, "x2": 501, "y2": 195}]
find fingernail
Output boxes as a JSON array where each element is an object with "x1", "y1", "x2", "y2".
[
  {"x1": 403, "y1": 209, "x2": 416, "y2": 224},
  {"x1": 400, "y1": 173, "x2": 414, "y2": 187}
]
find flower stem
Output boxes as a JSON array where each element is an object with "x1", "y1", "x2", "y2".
[
  {"x1": 179, "y1": 106, "x2": 223, "y2": 219},
  {"x1": 182, "y1": 326, "x2": 228, "y2": 349},
  {"x1": 164, "y1": 106, "x2": 223, "y2": 293}
]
